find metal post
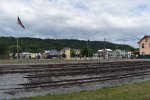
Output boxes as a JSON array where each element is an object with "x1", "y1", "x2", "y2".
[
  {"x1": 86, "y1": 40, "x2": 89, "y2": 64},
  {"x1": 17, "y1": 37, "x2": 19, "y2": 63},
  {"x1": 87, "y1": 40, "x2": 89, "y2": 61},
  {"x1": 88, "y1": 40, "x2": 91, "y2": 61},
  {"x1": 88, "y1": 40, "x2": 89, "y2": 58},
  {"x1": 87, "y1": 40, "x2": 90, "y2": 59},
  {"x1": 116, "y1": 46, "x2": 118, "y2": 61},
  {"x1": 104, "y1": 38, "x2": 106, "y2": 60}
]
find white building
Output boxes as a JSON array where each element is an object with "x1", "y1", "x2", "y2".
[{"x1": 97, "y1": 49, "x2": 113, "y2": 58}]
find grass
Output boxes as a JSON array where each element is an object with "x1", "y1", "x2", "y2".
[
  {"x1": 0, "y1": 58, "x2": 129, "y2": 64},
  {"x1": 18, "y1": 80, "x2": 150, "y2": 100},
  {"x1": 0, "y1": 59, "x2": 70, "y2": 64}
]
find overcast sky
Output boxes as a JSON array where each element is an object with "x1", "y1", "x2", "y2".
[{"x1": 0, "y1": 0, "x2": 150, "y2": 47}]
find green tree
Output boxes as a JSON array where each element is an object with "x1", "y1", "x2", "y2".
[
  {"x1": 9, "y1": 45, "x2": 22, "y2": 58},
  {"x1": 80, "y1": 47, "x2": 88, "y2": 57},
  {"x1": 62, "y1": 53, "x2": 66, "y2": 58},
  {"x1": 25, "y1": 48, "x2": 34, "y2": 53},
  {"x1": 0, "y1": 37, "x2": 135, "y2": 53},
  {"x1": 37, "y1": 48, "x2": 44, "y2": 53},
  {"x1": 88, "y1": 49, "x2": 93, "y2": 57},
  {"x1": 70, "y1": 50, "x2": 76, "y2": 57},
  {"x1": 0, "y1": 42, "x2": 9, "y2": 59}
]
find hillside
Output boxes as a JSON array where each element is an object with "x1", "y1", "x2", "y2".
[{"x1": 0, "y1": 36, "x2": 135, "y2": 53}]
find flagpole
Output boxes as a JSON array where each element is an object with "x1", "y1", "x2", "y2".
[
  {"x1": 17, "y1": 37, "x2": 19, "y2": 63},
  {"x1": 17, "y1": 16, "x2": 25, "y2": 63},
  {"x1": 17, "y1": 17, "x2": 19, "y2": 63},
  {"x1": 17, "y1": 16, "x2": 19, "y2": 63}
]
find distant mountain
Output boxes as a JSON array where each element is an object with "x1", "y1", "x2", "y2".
[{"x1": 0, "y1": 36, "x2": 135, "y2": 53}]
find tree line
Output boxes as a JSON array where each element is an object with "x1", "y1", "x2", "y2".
[{"x1": 0, "y1": 36, "x2": 135, "y2": 59}]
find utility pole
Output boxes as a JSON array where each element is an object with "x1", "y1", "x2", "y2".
[
  {"x1": 87, "y1": 40, "x2": 90, "y2": 58},
  {"x1": 87, "y1": 40, "x2": 89, "y2": 58},
  {"x1": 88, "y1": 40, "x2": 90, "y2": 58},
  {"x1": 104, "y1": 38, "x2": 106, "y2": 59},
  {"x1": 17, "y1": 37, "x2": 19, "y2": 63},
  {"x1": 116, "y1": 45, "x2": 118, "y2": 61}
]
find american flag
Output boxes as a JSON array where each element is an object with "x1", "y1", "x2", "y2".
[{"x1": 17, "y1": 17, "x2": 25, "y2": 29}]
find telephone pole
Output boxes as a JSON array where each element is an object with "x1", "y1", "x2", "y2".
[
  {"x1": 87, "y1": 40, "x2": 90, "y2": 58},
  {"x1": 104, "y1": 38, "x2": 106, "y2": 59},
  {"x1": 17, "y1": 37, "x2": 19, "y2": 62},
  {"x1": 87, "y1": 40, "x2": 89, "y2": 58}
]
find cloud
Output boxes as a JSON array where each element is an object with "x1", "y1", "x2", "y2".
[{"x1": 0, "y1": 0, "x2": 150, "y2": 47}]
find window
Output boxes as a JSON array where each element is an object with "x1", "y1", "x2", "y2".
[{"x1": 142, "y1": 43, "x2": 144, "y2": 48}]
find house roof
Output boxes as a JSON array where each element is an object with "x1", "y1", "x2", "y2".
[
  {"x1": 44, "y1": 49, "x2": 59, "y2": 54},
  {"x1": 106, "y1": 49, "x2": 112, "y2": 51},
  {"x1": 98, "y1": 50, "x2": 103, "y2": 52},
  {"x1": 98, "y1": 49, "x2": 112, "y2": 52},
  {"x1": 138, "y1": 35, "x2": 150, "y2": 44},
  {"x1": 22, "y1": 52, "x2": 31, "y2": 55}
]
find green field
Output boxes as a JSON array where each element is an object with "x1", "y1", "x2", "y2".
[
  {"x1": 0, "y1": 59, "x2": 69, "y2": 64},
  {"x1": 0, "y1": 58, "x2": 129, "y2": 65},
  {"x1": 19, "y1": 80, "x2": 150, "y2": 100}
]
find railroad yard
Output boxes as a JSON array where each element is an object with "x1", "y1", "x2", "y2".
[{"x1": 0, "y1": 60, "x2": 150, "y2": 99}]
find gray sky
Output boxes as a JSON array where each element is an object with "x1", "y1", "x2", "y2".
[{"x1": 0, "y1": 0, "x2": 150, "y2": 47}]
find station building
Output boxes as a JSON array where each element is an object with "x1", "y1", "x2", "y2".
[{"x1": 138, "y1": 35, "x2": 150, "y2": 58}]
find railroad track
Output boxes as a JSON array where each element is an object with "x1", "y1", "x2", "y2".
[
  {"x1": 1, "y1": 70, "x2": 150, "y2": 90},
  {"x1": 0, "y1": 60, "x2": 150, "y2": 92},
  {"x1": 0, "y1": 64, "x2": 149, "y2": 75},
  {"x1": 0, "y1": 61, "x2": 149, "y2": 69},
  {"x1": 24, "y1": 65, "x2": 150, "y2": 78},
  {"x1": 0, "y1": 61, "x2": 150, "y2": 74}
]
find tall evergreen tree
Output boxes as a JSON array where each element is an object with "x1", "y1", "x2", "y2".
[{"x1": 0, "y1": 42, "x2": 9, "y2": 59}]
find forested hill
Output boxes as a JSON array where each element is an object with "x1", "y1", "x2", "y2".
[{"x1": 0, "y1": 36, "x2": 135, "y2": 53}]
